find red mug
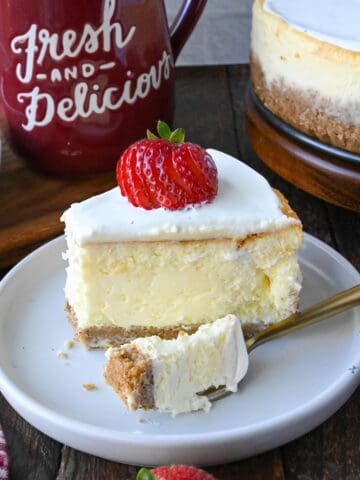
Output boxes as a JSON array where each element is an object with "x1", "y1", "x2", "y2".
[{"x1": 0, "y1": 0, "x2": 206, "y2": 175}]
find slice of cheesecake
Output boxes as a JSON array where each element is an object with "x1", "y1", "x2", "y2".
[
  {"x1": 62, "y1": 149, "x2": 302, "y2": 348},
  {"x1": 103, "y1": 314, "x2": 249, "y2": 414}
]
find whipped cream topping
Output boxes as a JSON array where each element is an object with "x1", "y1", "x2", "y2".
[
  {"x1": 61, "y1": 149, "x2": 298, "y2": 245},
  {"x1": 264, "y1": 0, "x2": 360, "y2": 52}
]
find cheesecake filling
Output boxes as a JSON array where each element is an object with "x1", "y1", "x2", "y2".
[
  {"x1": 64, "y1": 229, "x2": 301, "y2": 332},
  {"x1": 129, "y1": 315, "x2": 248, "y2": 414}
]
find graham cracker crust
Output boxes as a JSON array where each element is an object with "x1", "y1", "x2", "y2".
[
  {"x1": 274, "y1": 189, "x2": 299, "y2": 222},
  {"x1": 251, "y1": 56, "x2": 360, "y2": 154},
  {"x1": 103, "y1": 344, "x2": 155, "y2": 410},
  {"x1": 65, "y1": 302, "x2": 265, "y2": 349}
]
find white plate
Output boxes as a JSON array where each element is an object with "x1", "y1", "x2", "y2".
[{"x1": 0, "y1": 234, "x2": 359, "y2": 466}]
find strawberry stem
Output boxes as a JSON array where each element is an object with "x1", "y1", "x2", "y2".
[{"x1": 147, "y1": 120, "x2": 186, "y2": 143}]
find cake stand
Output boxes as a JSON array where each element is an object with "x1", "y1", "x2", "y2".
[{"x1": 245, "y1": 85, "x2": 360, "y2": 212}]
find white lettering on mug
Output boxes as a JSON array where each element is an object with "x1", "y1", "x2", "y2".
[
  {"x1": 17, "y1": 87, "x2": 55, "y2": 131},
  {"x1": 81, "y1": 63, "x2": 96, "y2": 78},
  {"x1": 11, "y1": 0, "x2": 136, "y2": 84},
  {"x1": 17, "y1": 51, "x2": 172, "y2": 131},
  {"x1": 9, "y1": 0, "x2": 172, "y2": 131}
]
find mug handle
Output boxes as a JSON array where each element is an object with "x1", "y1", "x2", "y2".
[{"x1": 169, "y1": 0, "x2": 207, "y2": 61}]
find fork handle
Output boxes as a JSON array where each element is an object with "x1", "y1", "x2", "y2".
[
  {"x1": 246, "y1": 284, "x2": 360, "y2": 353},
  {"x1": 204, "y1": 284, "x2": 360, "y2": 403}
]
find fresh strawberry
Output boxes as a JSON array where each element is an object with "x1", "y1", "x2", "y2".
[
  {"x1": 116, "y1": 121, "x2": 218, "y2": 210},
  {"x1": 136, "y1": 465, "x2": 216, "y2": 480}
]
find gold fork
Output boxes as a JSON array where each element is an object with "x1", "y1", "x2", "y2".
[{"x1": 203, "y1": 284, "x2": 360, "y2": 402}]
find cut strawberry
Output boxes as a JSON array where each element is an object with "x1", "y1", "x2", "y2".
[
  {"x1": 146, "y1": 140, "x2": 180, "y2": 209},
  {"x1": 116, "y1": 121, "x2": 218, "y2": 210},
  {"x1": 129, "y1": 144, "x2": 153, "y2": 209}
]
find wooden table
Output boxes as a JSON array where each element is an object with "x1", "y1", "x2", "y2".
[{"x1": 0, "y1": 66, "x2": 359, "y2": 480}]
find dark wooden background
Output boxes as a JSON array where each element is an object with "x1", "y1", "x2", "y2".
[{"x1": 0, "y1": 66, "x2": 359, "y2": 479}]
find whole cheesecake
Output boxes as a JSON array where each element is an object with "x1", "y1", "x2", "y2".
[
  {"x1": 251, "y1": 0, "x2": 360, "y2": 153},
  {"x1": 62, "y1": 149, "x2": 302, "y2": 348}
]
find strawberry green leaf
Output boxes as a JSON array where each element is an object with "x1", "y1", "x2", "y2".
[
  {"x1": 169, "y1": 128, "x2": 185, "y2": 143},
  {"x1": 146, "y1": 129, "x2": 158, "y2": 140},
  {"x1": 147, "y1": 121, "x2": 186, "y2": 143},
  {"x1": 136, "y1": 468, "x2": 156, "y2": 480},
  {"x1": 156, "y1": 120, "x2": 172, "y2": 140}
]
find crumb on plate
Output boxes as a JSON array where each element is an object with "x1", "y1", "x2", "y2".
[
  {"x1": 82, "y1": 383, "x2": 97, "y2": 391},
  {"x1": 64, "y1": 339, "x2": 75, "y2": 349}
]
